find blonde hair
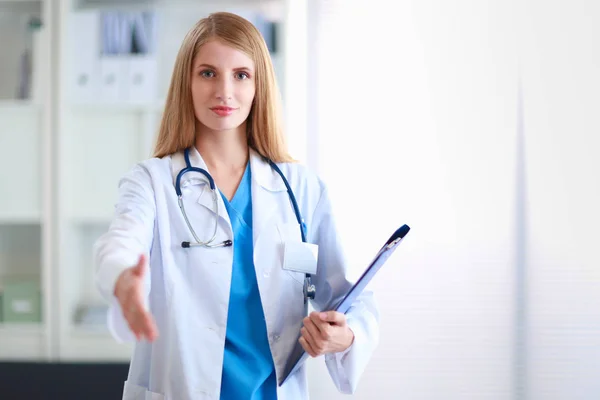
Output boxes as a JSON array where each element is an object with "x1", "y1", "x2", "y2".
[{"x1": 153, "y1": 12, "x2": 293, "y2": 163}]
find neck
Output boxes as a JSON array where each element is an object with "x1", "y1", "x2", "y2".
[{"x1": 195, "y1": 122, "x2": 249, "y2": 172}]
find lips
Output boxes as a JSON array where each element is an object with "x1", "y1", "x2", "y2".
[
  {"x1": 210, "y1": 106, "x2": 237, "y2": 117},
  {"x1": 210, "y1": 106, "x2": 236, "y2": 111}
]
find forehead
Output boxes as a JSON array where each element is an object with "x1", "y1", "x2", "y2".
[{"x1": 194, "y1": 39, "x2": 254, "y2": 69}]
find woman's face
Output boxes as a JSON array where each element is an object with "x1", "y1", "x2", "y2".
[{"x1": 190, "y1": 39, "x2": 256, "y2": 133}]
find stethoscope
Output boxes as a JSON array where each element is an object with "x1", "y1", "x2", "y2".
[{"x1": 175, "y1": 147, "x2": 316, "y2": 306}]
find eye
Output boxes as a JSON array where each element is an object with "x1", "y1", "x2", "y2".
[
  {"x1": 235, "y1": 71, "x2": 250, "y2": 80},
  {"x1": 200, "y1": 70, "x2": 215, "y2": 78}
]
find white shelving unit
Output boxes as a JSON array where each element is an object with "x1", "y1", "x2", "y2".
[
  {"x1": 56, "y1": 0, "x2": 287, "y2": 363},
  {"x1": 0, "y1": 323, "x2": 46, "y2": 360},
  {"x1": 0, "y1": 0, "x2": 50, "y2": 361},
  {"x1": 1, "y1": 0, "x2": 299, "y2": 363}
]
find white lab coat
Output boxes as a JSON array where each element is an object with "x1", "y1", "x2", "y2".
[{"x1": 94, "y1": 147, "x2": 379, "y2": 400}]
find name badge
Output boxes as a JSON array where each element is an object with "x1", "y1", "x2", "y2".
[{"x1": 282, "y1": 241, "x2": 319, "y2": 275}]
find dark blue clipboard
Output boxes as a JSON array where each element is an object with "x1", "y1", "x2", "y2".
[{"x1": 278, "y1": 224, "x2": 411, "y2": 387}]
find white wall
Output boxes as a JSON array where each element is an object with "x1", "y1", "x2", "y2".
[
  {"x1": 305, "y1": 1, "x2": 518, "y2": 398},
  {"x1": 299, "y1": 0, "x2": 599, "y2": 399},
  {"x1": 521, "y1": 1, "x2": 600, "y2": 399}
]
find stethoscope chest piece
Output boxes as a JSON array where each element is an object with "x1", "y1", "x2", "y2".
[{"x1": 303, "y1": 275, "x2": 316, "y2": 304}]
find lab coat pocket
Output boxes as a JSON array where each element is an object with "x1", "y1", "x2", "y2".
[
  {"x1": 277, "y1": 223, "x2": 318, "y2": 285},
  {"x1": 123, "y1": 381, "x2": 165, "y2": 400},
  {"x1": 146, "y1": 392, "x2": 165, "y2": 400}
]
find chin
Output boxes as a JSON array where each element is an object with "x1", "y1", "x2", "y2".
[
  {"x1": 199, "y1": 112, "x2": 248, "y2": 132},
  {"x1": 205, "y1": 120, "x2": 245, "y2": 132}
]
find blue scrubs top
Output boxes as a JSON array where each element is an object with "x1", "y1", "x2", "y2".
[{"x1": 219, "y1": 163, "x2": 278, "y2": 400}]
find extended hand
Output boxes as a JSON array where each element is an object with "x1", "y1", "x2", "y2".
[
  {"x1": 299, "y1": 311, "x2": 354, "y2": 357},
  {"x1": 114, "y1": 254, "x2": 159, "y2": 342}
]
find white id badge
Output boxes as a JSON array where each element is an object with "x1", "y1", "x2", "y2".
[{"x1": 282, "y1": 241, "x2": 319, "y2": 275}]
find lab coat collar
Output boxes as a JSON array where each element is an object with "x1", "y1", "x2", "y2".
[
  {"x1": 170, "y1": 147, "x2": 230, "y2": 227},
  {"x1": 170, "y1": 146, "x2": 210, "y2": 189},
  {"x1": 170, "y1": 146, "x2": 287, "y2": 193},
  {"x1": 170, "y1": 145, "x2": 289, "y2": 248},
  {"x1": 248, "y1": 148, "x2": 287, "y2": 193}
]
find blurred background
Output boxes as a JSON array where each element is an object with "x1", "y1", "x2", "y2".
[{"x1": 0, "y1": 0, "x2": 598, "y2": 399}]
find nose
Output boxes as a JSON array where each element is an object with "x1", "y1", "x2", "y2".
[{"x1": 214, "y1": 75, "x2": 233, "y2": 102}]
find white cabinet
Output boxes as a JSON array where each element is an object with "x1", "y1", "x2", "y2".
[
  {"x1": 0, "y1": 103, "x2": 42, "y2": 222},
  {"x1": 0, "y1": 0, "x2": 295, "y2": 363},
  {"x1": 0, "y1": 0, "x2": 49, "y2": 361}
]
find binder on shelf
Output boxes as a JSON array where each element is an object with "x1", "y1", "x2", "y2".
[
  {"x1": 31, "y1": 20, "x2": 45, "y2": 104},
  {"x1": 98, "y1": 9, "x2": 158, "y2": 104},
  {"x1": 69, "y1": 9, "x2": 159, "y2": 106},
  {"x1": 98, "y1": 11, "x2": 126, "y2": 103},
  {"x1": 125, "y1": 55, "x2": 157, "y2": 104},
  {"x1": 99, "y1": 55, "x2": 126, "y2": 103},
  {"x1": 70, "y1": 11, "x2": 101, "y2": 104}
]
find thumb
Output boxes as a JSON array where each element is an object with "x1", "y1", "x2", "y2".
[
  {"x1": 319, "y1": 311, "x2": 346, "y2": 325},
  {"x1": 132, "y1": 254, "x2": 147, "y2": 277}
]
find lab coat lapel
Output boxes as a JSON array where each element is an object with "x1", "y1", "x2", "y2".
[
  {"x1": 249, "y1": 149, "x2": 287, "y2": 248},
  {"x1": 170, "y1": 148, "x2": 231, "y2": 227}
]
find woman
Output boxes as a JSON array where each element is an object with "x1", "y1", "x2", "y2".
[{"x1": 94, "y1": 12, "x2": 379, "y2": 400}]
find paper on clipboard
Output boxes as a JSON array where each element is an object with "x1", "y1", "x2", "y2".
[{"x1": 278, "y1": 224, "x2": 411, "y2": 387}]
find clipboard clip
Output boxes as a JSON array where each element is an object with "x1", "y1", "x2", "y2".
[{"x1": 386, "y1": 237, "x2": 402, "y2": 249}]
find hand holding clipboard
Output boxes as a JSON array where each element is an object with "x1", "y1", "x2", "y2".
[{"x1": 279, "y1": 224, "x2": 411, "y2": 386}]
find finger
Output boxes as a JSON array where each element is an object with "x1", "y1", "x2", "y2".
[
  {"x1": 130, "y1": 309, "x2": 156, "y2": 341},
  {"x1": 309, "y1": 313, "x2": 333, "y2": 341},
  {"x1": 139, "y1": 311, "x2": 159, "y2": 341},
  {"x1": 125, "y1": 310, "x2": 142, "y2": 341},
  {"x1": 122, "y1": 298, "x2": 137, "y2": 330},
  {"x1": 319, "y1": 311, "x2": 346, "y2": 325},
  {"x1": 300, "y1": 326, "x2": 320, "y2": 355},
  {"x1": 147, "y1": 318, "x2": 159, "y2": 341},
  {"x1": 125, "y1": 305, "x2": 143, "y2": 339},
  {"x1": 131, "y1": 288, "x2": 158, "y2": 341},
  {"x1": 308, "y1": 312, "x2": 331, "y2": 338},
  {"x1": 299, "y1": 336, "x2": 317, "y2": 357},
  {"x1": 126, "y1": 296, "x2": 149, "y2": 339},
  {"x1": 132, "y1": 254, "x2": 147, "y2": 277},
  {"x1": 125, "y1": 317, "x2": 141, "y2": 341},
  {"x1": 303, "y1": 317, "x2": 326, "y2": 350}
]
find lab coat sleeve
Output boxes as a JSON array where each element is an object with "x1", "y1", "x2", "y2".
[
  {"x1": 309, "y1": 185, "x2": 380, "y2": 394},
  {"x1": 93, "y1": 164, "x2": 156, "y2": 343}
]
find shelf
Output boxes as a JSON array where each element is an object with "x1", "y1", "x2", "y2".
[
  {"x1": 69, "y1": 101, "x2": 164, "y2": 113},
  {"x1": 0, "y1": 214, "x2": 42, "y2": 224},
  {"x1": 0, "y1": 323, "x2": 46, "y2": 361},
  {"x1": 0, "y1": 1, "x2": 41, "y2": 13},
  {"x1": 74, "y1": 0, "x2": 275, "y2": 11},
  {"x1": 0, "y1": 100, "x2": 42, "y2": 111},
  {"x1": 68, "y1": 214, "x2": 113, "y2": 225},
  {"x1": 74, "y1": 0, "x2": 156, "y2": 10},
  {"x1": 61, "y1": 326, "x2": 133, "y2": 362},
  {"x1": 0, "y1": 322, "x2": 43, "y2": 333}
]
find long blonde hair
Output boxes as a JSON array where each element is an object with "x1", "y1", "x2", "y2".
[{"x1": 153, "y1": 12, "x2": 293, "y2": 163}]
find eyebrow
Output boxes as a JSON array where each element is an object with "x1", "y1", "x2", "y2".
[{"x1": 196, "y1": 63, "x2": 253, "y2": 72}]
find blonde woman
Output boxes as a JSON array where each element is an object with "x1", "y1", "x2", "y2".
[{"x1": 94, "y1": 12, "x2": 379, "y2": 400}]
